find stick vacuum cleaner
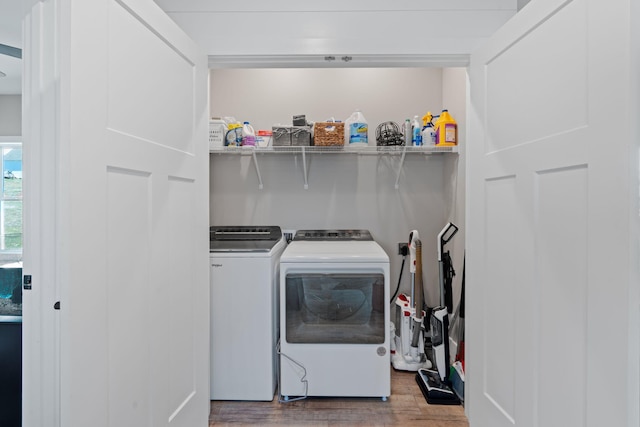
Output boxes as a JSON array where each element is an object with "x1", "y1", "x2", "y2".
[
  {"x1": 391, "y1": 230, "x2": 431, "y2": 371},
  {"x1": 416, "y1": 222, "x2": 460, "y2": 405}
]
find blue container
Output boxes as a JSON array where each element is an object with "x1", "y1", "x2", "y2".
[{"x1": 0, "y1": 267, "x2": 21, "y2": 317}]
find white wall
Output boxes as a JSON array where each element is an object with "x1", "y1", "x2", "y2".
[
  {"x1": 0, "y1": 95, "x2": 21, "y2": 136},
  {"x1": 209, "y1": 67, "x2": 465, "y2": 308}
]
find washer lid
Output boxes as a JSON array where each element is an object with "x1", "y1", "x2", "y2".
[
  {"x1": 280, "y1": 240, "x2": 389, "y2": 263},
  {"x1": 209, "y1": 225, "x2": 282, "y2": 252}
]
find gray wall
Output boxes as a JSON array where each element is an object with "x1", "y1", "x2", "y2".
[
  {"x1": 210, "y1": 67, "x2": 443, "y2": 134},
  {"x1": 0, "y1": 95, "x2": 21, "y2": 136},
  {"x1": 209, "y1": 67, "x2": 465, "y2": 307},
  {"x1": 518, "y1": 0, "x2": 531, "y2": 11}
]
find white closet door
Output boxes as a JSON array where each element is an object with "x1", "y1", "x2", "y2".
[
  {"x1": 23, "y1": 0, "x2": 209, "y2": 426},
  {"x1": 467, "y1": 0, "x2": 638, "y2": 426}
]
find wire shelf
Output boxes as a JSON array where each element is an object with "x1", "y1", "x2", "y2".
[
  {"x1": 209, "y1": 145, "x2": 458, "y2": 155},
  {"x1": 209, "y1": 145, "x2": 458, "y2": 190}
]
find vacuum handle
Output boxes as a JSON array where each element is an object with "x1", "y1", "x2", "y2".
[
  {"x1": 414, "y1": 238, "x2": 423, "y2": 316},
  {"x1": 437, "y1": 223, "x2": 458, "y2": 261},
  {"x1": 409, "y1": 229, "x2": 419, "y2": 273},
  {"x1": 411, "y1": 238, "x2": 424, "y2": 349}
]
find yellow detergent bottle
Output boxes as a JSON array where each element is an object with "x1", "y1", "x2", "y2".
[{"x1": 434, "y1": 109, "x2": 457, "y2": 146}]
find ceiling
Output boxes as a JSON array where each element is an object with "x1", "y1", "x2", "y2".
[
  {"x1": 0, "y1": 1, "x2": 527, "y2": 96},
  {"x1": 0, "y1": 1, "x2": 23, "y2": 95}
]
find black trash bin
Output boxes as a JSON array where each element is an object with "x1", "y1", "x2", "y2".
[
  {"x1": 0, "y1": 316, "x2": 21, "y2": 427},
  {"x1": 0, "y1": 266, "x2": 22, "y2": 427}
]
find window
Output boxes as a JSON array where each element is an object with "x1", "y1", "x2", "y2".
[
  {"x1": 0, "y1": 141, "x2": 22, "y2": 316},
  {"x1": 0, "y1": 143, "x2": 21, "y2": 252}
]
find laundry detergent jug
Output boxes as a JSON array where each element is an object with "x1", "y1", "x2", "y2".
[
  {"x1": 434, "y1": 110, "x2": 457, "y2": 146},
  {"x1": 345, "y1": 109, "x2": 369, "y2": 147},
  {"x1": 242, "y1": 121, "x2": 256, "y2": 147}
]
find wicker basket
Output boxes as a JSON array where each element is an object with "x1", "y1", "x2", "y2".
[{"x1": 313, "y1": 122, "x2": 344, "y2": 146}]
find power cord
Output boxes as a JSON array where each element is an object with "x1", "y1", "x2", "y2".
[
  {"x1": 276, "y1": 340, "x2": 308, "y2": 403},
  {"x1": 389, "y1": 245, "x2": 408, "y2": 304}
]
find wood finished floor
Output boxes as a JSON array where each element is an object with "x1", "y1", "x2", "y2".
[{"x1": 209, "y1": 368, "x2": 468, "y2": 426}]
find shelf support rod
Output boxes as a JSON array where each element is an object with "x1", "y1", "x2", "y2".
[
  {"x1": 252, "y1": 150, "x2": 264, "y2": 190},
  {"x1": 395, "y1": 146, "x2": 408, "y2": 189},
  {"x1": 302, "y1": 146, "x2": 309, "y2": 189}
]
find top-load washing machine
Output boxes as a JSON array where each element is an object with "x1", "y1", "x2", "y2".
[
  {"x1": 279, "y1": 230, "x2": 390, "y2": 400},
  {"x1": 209, "y1": 226, "x2": 285, "y2": 401}
]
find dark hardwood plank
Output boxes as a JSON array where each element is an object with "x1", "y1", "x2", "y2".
[{"x1": 209, "y1": 369, "x2": 468, "y2": 426}]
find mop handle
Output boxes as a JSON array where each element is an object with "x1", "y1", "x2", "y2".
[
  {"x1": 410, "y1": 238, "x2": 424, "y2": 348},
  {"x1": 414, "y1": 238, "x2": 423, "y2": 318},
  {"x1": 437, "y1": 223, "x2": 457, "y2": 307},
  {"x1": 437, "y1": 223, "x2": 458, "y2": 261},
  {"x1": 438, "y1": 261, "x2": 445, "y2": 308}
]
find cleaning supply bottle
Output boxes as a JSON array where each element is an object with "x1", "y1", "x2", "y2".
[
  {"x1": 345, "y1": 109, "x2": 369, "y2": 147},
  {"x1": 434, "y1": 110, "x2": 457, "y2": 146},
  {"x1": 242, "y1": 121, "x2": 256, "y2": 147},
  {"x1": 403, "y1": 118, "x2": 412, "y2": 146},
  {"x1": 225, "y1": 122, "x2": 243, "y2": 146},
  {"x1": 422, "y1": 112, "x2": 436, "y2": 146},
  {"x1": 411, "y1": 115, "x2": 422, "y2": 146}
]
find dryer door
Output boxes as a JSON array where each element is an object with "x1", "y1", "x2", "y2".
[{"x1": 284, "y1": 271, "x2": 385, "y2": 344}]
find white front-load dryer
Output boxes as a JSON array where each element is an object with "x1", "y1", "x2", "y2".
[{"x1": 279, "y1": 229, "x2": 390, "y2": 400}]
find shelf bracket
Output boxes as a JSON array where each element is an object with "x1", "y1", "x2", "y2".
[
  {"x1": 395, "y1": 146, "x2": 408, "y2": 189},
  {"x1": 301, "y1": 146, "x2": 309, "y2": 189},
  {"x1": 252, "y1": 150, "x2": 264, "y2": 190}
]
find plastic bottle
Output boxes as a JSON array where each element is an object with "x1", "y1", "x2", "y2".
[
  {"x1": 411, "y1": 115, "x2": 422, "y2": 146},
  {"x1": 422, "y1": 123, "x2": 436, "y2": 147},
  {"x1": 434, "y1": 110, "x2": 457, "y2": 146},
  {"x1": 225, "y1": 122, "x2": 243, "y2": 146},
  {"x1": 421, "y1": 112, "x2": 436, "y2": 146},
  {"x1": 403, "y1": 119, "x2": 412, "y2": 146},
  {"x1": 256, "y1": 130, "x2": 272, "y2": 147},
  {"x1": 345, "y1": 109, "x2": 369, "y2": 147},
  {"x1": 242, "y1": 121, "x2": 256, "y2": 147}
]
